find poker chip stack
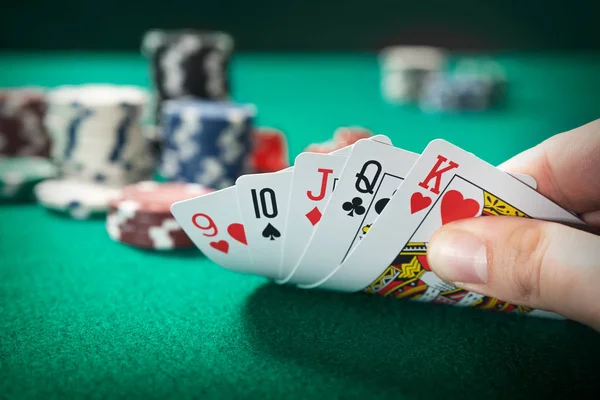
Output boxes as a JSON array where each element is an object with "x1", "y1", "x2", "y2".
[
  {"x1": 0, "y1": 89, "x2": 56, "y2": 202},
  {"x1": 0, "y1": 88, "x2": 51, "y2": 157},
  {"x1": 379, "y1": 46, "x2": 447, "y2": 104},
  {"x1": 159, "y1": 100, "x2": 256, "y2": 189},
  {"x1": 453, "y1": 58, "x2": 508, "y2": 107},
  {"x1": 142, "y1": 30, "x2": 234, "y2": 129},
  {"x1": 107, "y1": 181, "x2": 213, "y2": 250},
  {"x1": 419, "y1": 74, "x2": 494, "y2": 112},
  {"x1": 419, "y1": 59, "x2": 507, "y2": 112},
  {"x1": 37, "y1": 84, "x2": 155, "y2": 218}
]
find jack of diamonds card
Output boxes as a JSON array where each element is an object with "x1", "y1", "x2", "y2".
[
  {"x1": 290, "y1": 139, "x2": 418, "y2": 287},
  {"x1": 314, "y1": 140, "x2": 584, "y2": 318},
  {"x1": 278, "y1": 153, "x2": 348, "y2": 283}
]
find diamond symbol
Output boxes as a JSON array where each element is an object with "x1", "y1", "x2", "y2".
[{"x1": 305, "y1": 206, "x2": 322, "y2": 226}]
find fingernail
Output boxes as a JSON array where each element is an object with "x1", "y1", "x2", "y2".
[{"x1": 428, "y1": 230, "x2": 488, "y2": 284}]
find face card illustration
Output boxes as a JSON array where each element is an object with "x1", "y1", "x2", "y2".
[
  {"x1": 235, "y1": 170, "x2": 293, "y2": 279},
  {"x1": 315, "y1": 140, "x2": 582, "y2": 318},
  {"x1": 278, "y1": 153, "x2": 348, "y2": 283},
  {"x1": 289, "y1": 139, "x2": 419, "y2": 287},
  {"x1": 170, "y1": 186, "x2": 252, "y2": 272}
]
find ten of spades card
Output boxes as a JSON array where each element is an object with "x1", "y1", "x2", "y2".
[{"x1": 235, "y1": 170, "x2": 293, "y2": 279}]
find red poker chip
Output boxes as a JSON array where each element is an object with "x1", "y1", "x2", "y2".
[
  {"x1": 111, "y1": 181, "x2": 214, "y2": 213},
  {"x1": 107, "y1": 211, "x2": 194, "y2": 250},
  {"x1": 251, "y1": 127, "x2": 289, "y2": 173},
  {"x1": 303, "y1": 140, "x2": 338, "y2": 154},
  {"x1": 108, "y1": 205, "x2": 174, "y2": 226},
  {"x1": 333, "y1": 126, "x2": 373, "y2": 147}
]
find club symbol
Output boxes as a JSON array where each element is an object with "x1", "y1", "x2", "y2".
[
  {"x1": 342, "y1": 197, "x2": 365, "y2": 217},
  {"x1": 262, "y1": 223, "x2": 281, "y2": 241}
]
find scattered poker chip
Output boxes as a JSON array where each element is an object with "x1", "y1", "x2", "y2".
[
  {"x1": 107, "y1": 181, "x2": 213, "y2": 250},
  {"x1": 304, "y1": 126, "x2": 374, "y2": 153},
  {"x1": 303, "y1": 140, "x2": 338, "y2": 154},
  {"x1": 0, "y1": 156, "x2": 57, "y2": 202},
  {"x1": 45, "y1": 84, "x2": 154, "y2": 186},
  {"x1": 35, "y1": 179, "x2": 121, "y2": 219},
  {"x1": 251, "y1": 127, "x2": 289, "y2": 173},
  {"x1": 333, "y1": 126, "x2": 373, "y2": 147},
  {"x1": 379, "y1": 46, "x2": 447, "y2": 103},
  {"x1": 0, "y1": 88, "x2": 50, "y2": 157},
  {"x1": 159, "y1": 100, "x2": 256, "y2": 189}
]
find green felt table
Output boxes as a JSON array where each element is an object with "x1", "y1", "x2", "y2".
[{"x1": 1, "y1": 52, "x2": 599, "y2": 399}]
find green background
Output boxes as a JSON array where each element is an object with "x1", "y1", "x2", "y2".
[
  {"x1": 2, "y1": 0, "x2": 600, "y2": 51},
  {"x1": 1, "y1": 53, "x2": 599, "y2": 398}
]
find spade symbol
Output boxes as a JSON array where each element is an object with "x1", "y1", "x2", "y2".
[
  {"x1": 342, "y1": 197, "x2": 366, "y2": 217},
  {"x1": 374, "y1": 190, "x2": 396, "y2": 215},
  {"x1": 374, "y1": 198, "x2": 390, "y2": 215},
  {"x1": 262, "y1": 223, "x2": 281, "y2": 241}
]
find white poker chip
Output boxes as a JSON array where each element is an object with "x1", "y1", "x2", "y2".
[
  {"x1": 163, "y1": 100, "x2": 256, "y2": 121},
  {"x1": 378, "y1": 46, "x2": 447, "y2": 103},
  {"x1": 47, "y1": 84, "x2": 148, "y2": 107},
  {"x1": 379, "y1": 46, "x2": 447, "y2": 71},
  {"x1": 35, "y1": 179, "x2": 121, "y2": 219}
]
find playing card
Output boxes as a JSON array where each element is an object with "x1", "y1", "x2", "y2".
[
  {"x1": 290, "y1": 139, "x2": 419, "y2": 287},
  {"x1": 278, "y1": 153, "x2": 348, "y2": 283},
  {"x1": 170, "y1": 186, "x2": 252, "y2": 272},
  {"x1": 235, "y1": 170, "x2": 293, "y2": 279},
  {"x1": 312, "y1": 139, "x2": 583, "y2": 318},
  {"x1": 507, "y1": 173, "x2": 536, "y2": 189}
]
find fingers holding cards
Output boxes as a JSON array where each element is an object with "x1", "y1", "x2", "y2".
[{"x1": 316, "y1": 139, "x2": 583, "y2": 300}]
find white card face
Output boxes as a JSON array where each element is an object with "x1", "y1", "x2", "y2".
[
  {"x1": 235, "y1": 170, "x2": 293, "y2": 279},
  {"x1": 315, "y1": 139, "x2": 583, "y2": 297},
  {"x1": 289, "y1": 139, "x2": 419, "y2": 287},
  {"x1": 278, "y1": 153, "x2": 348, "y2": 283},
  {"x1": 170, "y1": 186, "x2": 253, "y2": 272}
]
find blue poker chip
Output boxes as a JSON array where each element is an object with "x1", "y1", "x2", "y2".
[
  {"x1": 159, "y1": 100, "x2": 255, "y2": 189},
  {"x1": 162, "y1": 100, "x2": 256, "y2": 120}
]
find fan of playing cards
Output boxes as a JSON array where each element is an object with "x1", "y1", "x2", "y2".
[{"x1": 171, "y1": 136, "x2": 585, "y2": 319}]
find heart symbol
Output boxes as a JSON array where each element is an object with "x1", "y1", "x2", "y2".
[
  {"x1": 441, "y1": 190, "x2": 481, "y2": 225},
  {"x1": 410, "y1": 192, "x2": 432, "y2": 214},
  {"x1": 227, "y1": 223, "x2": 247, "y2": 245},
  {"x1": 210, "y1": 240, "x2": 229, "y2": 254}
]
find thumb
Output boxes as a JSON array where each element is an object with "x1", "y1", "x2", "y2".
[{"x1": 427, "y1": 217, "x2": 600, "y2": 330}]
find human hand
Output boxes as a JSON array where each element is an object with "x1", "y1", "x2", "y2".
[{"x1": 427, "y1": 119, "x2": 600, "y2": 330}]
